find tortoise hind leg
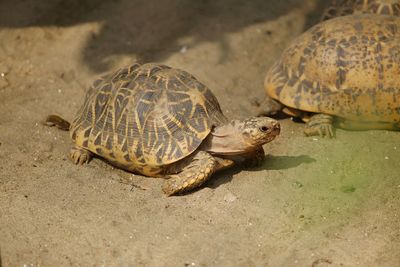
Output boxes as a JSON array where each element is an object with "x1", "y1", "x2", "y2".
[
  {"x1": 70, "y1": 145, "x2": 93, "y2": 165},
  {"x1": 162, "y1": 151, "x2": 233, "y2": 196},
  {"x1": 304, "y1": 114, "x2": 335, "y2": 138}
]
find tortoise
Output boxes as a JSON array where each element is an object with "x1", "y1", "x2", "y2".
[
  {"x1": 321, "y1": 0, "x2": 400, "y2": 21},
  {"x1": 46, "y1": 63, "x2": 280, "y2": 196},
  {"x1": 262, "y1": 14, "x2": 400, "y2": 137}
]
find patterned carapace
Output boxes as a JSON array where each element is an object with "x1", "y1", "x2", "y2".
[
  {"x1": 265, "y1": 15, "x2": 400, "y2": 124},
  {"x1": 70, "y1": 63, "x2": 227, "y2": 176},
  {"x1": 322, "y1": 0, "x2": 400, "y2": 21}
]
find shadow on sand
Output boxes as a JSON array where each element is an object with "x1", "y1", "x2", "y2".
[
  {"x1": 0, "y1": 0, "x2": 328, "y2": 72},
  {"x1": 262, "y1": 154, "x2": 316, "y2": 170},
  {"x1": 206, "y1": 154, "x2": 316, "y2": 190}
]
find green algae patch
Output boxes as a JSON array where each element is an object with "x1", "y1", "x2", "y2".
[{"x1": 340, "y1": 185, "x2": 356, "y2": 193}]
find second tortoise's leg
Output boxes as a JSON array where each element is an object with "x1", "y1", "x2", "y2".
[
  {"x1": 162, "y1": 151, "x2": 233, "y2": 196},
  {"x1": 304, "y1": 114, "x2": 335, "y2": 137},
  {"x1": 254, "y1": 96, "x2": 283, "y2": 116},
  {"x1": 70, "y1": 145, "x2": 93, "y2": 165}
]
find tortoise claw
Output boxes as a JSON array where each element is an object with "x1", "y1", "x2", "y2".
[
  {"x1": 70, "y1": 146, "x2": 92, "y2": 165},
  {"x1": 304, "y1": 114, "x2": 335, "y2": 138}
]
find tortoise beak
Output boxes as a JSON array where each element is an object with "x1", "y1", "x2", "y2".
[{"x1": 271, "y1": 121, "x2": 280, "y2": 135}]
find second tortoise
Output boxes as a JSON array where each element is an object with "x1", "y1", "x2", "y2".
[
  {"x1": 321, "y1": 0, "x2": 400, "y2": 21},
  {"x1": 263, "y1": 14, "x2": 400, "y2": 137}
]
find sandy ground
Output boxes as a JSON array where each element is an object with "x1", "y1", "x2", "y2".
[{"x1": 0, "y1": 0, "x2": 399, "y2": 266}]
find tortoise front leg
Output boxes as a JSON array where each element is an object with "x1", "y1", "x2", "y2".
[
  {"x1": 242, "y1": 147, "x2": 266, "y2": 168},
  {"x1": 70, "y1": 145, "x2": 93, "y2": 165},
  {"x1": 162, "y1": 151, "x2": 227, "y2": 196},
  {"x1": 304, "y1": 114, "x2": 334, "y2": 137},
  {"x1": 214, "y1": 156, "x2": 235, "y2": 172},
  {"x1": 217, "y1": 147, "x2": 265, "y2": 168}
]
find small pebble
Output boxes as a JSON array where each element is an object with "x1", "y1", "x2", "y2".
[
  {"x1": 223, "y1": 192, "x2": 237, "y2": 202},
  {"x1": 292, "y1": 181, "x2": 303, "y2": 188},
  {"x1": 0, "y1": 65, "x2": 10, "y2": 75},
  {"x1": 180, "y1": 46, "x2": 188, "y2": 53}
]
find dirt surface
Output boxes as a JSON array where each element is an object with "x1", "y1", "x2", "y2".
[{"x1": 0, "y1": 0, "x2": 399, "y2": 266}]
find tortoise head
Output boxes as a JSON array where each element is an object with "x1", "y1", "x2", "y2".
[
  {"x1": 205, "y1": 117, "x2": 280, "y2": 155},
  {"x1": 236, "y1": 116, "x2": 280, "y2": 146}
]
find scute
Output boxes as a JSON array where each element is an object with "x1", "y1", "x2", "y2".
[
  {"x1": 70, "y1": 63, "x2": 227, "y2": 174},
  {"x1": 322, "y1": 0, "x2": 400, "y2": 21},
  {"x1": 265, "y1": 15, "x2": 400, "y2": 123}
]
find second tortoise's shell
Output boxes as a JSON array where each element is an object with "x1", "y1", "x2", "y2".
[
  {"x1": 321, "y1": 0, "x2": 400, "y2": 21},
  {"x1": 265, "y1": 14, "x2": 400, "y2": 123},
  {"x1": 70, "y1": 63, "x2": 227, "y2": 175}
]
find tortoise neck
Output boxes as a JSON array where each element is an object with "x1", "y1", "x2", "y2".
[{"x1": 201, "y1": 125, "x2": 251, "y2": 156}]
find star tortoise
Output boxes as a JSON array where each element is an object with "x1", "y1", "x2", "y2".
[
  {"x1": 321, "y1": 0, "x2": 400, "y2": 21},
  {"x1": 47, "y1": 63, "x2": 280, "y2": 195},
  {"x1": 264, "y1": 14, "x2": 400, "y2": 137}
]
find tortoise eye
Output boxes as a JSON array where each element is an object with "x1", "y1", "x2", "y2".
[{"x1": 259, "y1": 126, "x2": 269, "y2": 132}]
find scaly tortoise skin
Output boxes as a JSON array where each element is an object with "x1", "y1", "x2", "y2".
[
  {"x1": 264, "y1": 15, "x2": 400, "y2": 137},
  {"x1": 48, "y1": 63, "x2": 280, "y2": 195},
  {"x1": 321, "y1": 0, "x2": 400, "y2": 21}
]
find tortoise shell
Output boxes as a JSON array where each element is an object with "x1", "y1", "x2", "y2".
[
  {"x1": 264, "y1": 15, "x2": 400, "y2": 124},
  {"x1": 70, "y1": 63, "x2": 227, "y2": 176},
  {"x1": 322, "y1": 0, "x2": 400, "y2": 21}
]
